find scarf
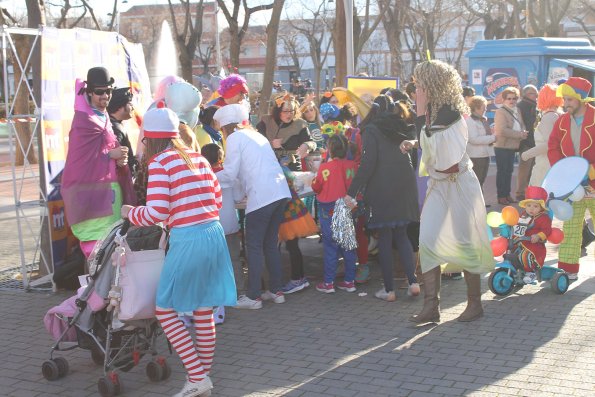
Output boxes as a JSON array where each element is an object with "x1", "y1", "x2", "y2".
[{"x1": 204, "y1": 124, "x2": 222, "y2": 143}]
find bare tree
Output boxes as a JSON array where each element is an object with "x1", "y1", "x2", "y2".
[
  {"x1": 461, "y1": 0, "x2": 525, "y2": 39},
  {"x1": 259, "y1": 0, "x2": 286, "y2": 118},
  {"x1": 216, "y1": 0, "x2": 274, "y2": 71},
  {"x1": 527, "y1": 0, "x2": 573, "y2": 37},
  {"x1": 167, "y1": 0, "x2": 205, "y2": 82},
  {"x1": 352, "y1": 0, "x2": 383, "y2": 68},
  {"x1": 405, "y1": 0, "x2": 456, "y2": 61},
  {"x1": 278, "y1": 34, "x2": 302, "y2": 74},
  {"x1": 196, "y1": 43, "x2": 215, "y2": 75},
  {"x1": 286, "y1": 1, "x2": 333, "y2": 100},
  {"x1": 568, "y1": 0, "x2": 595, "y2": 44},
  {"x1": 278, "y1": 32, "x2": 306, "y2": 78},
  {"x1": 379, "y1": 0, "x2": 410, "y2": 80}
]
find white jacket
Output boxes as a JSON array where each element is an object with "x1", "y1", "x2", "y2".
[
  {"x1": 521, "y1": 111, "x2": 561, "y2": 186},
  {"x1": 466, "y1": 116, "x2": 496, "y2": 158},
  {"x1": 216, "y1": 127, "x2": 290, "y2": 214}
]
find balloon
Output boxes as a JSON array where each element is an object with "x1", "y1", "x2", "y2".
[
  {"x1": 548, "y1": 228, "x2": 564, "y2": 244},
  {"x1": 569, "y1": 186, "x2": 585, "y2": 202},
  {"x1": 501, "y1": 206, "x2": 520, "y2": 226},
  {"x1": 549, "y1": 199, "x2": 574, "y2": 221},
  {"x1": 491, "y1": 236, "x2": 508, "y2": 257},
  {"x1": 499, "y1": 224, "x2": 511, "y2": 238},
  {"x1": 487, "y1": 211, "x2": 504, "y2": 228}
]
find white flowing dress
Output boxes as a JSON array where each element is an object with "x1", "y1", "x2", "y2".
[{"x1": 419, "y1": 117, "x2": 494, "y2": 274}]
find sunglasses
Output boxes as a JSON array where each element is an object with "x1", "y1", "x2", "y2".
[
  {"x1": 281, "y1": 110, "x2": 296, "y2": 114},
  {"x1": 93, "y1": 88, "x2": 113, "y2": 96}
]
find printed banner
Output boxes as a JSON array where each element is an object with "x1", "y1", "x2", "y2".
[
  {"x1": 40, "y1": 27, "x2": 151, "y2": 269},
  {"x1": 346, "y1": 76, "x2": 399, "y2": 104}
]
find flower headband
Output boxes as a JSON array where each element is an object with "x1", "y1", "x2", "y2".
[{"x1": 275, "y1": 92, "x2": 294, "y2": 108}]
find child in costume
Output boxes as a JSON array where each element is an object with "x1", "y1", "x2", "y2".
[
  {"x1": 121, "y1": 108, "x2": 236, "y2": 397},
  {"x1": 513, "y1": 186, "x2": 552, "y2": 283},
  {"x1": 311, "y1": 134, "x2": 358, "y2": 293}
]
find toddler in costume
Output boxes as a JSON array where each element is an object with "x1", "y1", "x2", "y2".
[
  {"x1": 513, "y1": 186, "x2": 552, "y2": 283},
  {"x1": 311, "y1": 134, "x2": 358, "y2": 293}
]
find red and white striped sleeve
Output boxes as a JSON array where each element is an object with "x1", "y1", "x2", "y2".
[{"x1": 128, "y1": 159, "x2": 171, "y2": 226}]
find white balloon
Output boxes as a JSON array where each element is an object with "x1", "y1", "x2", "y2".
[
  {"x1": 549, "y1": 199, "x2": 574, "y2": 221},
  {"x1": 569, "y1": 186, "x2": 585, "y2": 202}
]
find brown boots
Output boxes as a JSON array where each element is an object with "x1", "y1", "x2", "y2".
[
  {"x1": 457, "y1": 270, "x2": 484, "y2": 322},
  {"x1": 409, "y1": 266, "x2": 441, "y2": 323},
  {"x1": 410, "y1": 268, "x2": 484, "y2": 323}
]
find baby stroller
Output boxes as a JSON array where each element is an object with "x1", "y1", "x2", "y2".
[{"x1": 42, "y1": 220, "x2": 171, "y2": 397}]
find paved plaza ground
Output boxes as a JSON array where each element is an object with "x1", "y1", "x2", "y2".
[{"x1": 1, "y1": 163, "x2": 595, "y2": 396}]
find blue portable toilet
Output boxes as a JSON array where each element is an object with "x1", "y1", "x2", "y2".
[{"x1": 466, "y1": 37, "x2": 595, "y2": 117}]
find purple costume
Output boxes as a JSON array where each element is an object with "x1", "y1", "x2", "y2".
[{"x1": 61, "y1": 79, "x2": 135, "y2": 227}]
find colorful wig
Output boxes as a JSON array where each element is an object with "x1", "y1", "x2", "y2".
[{"x1": 537, "y1": 84, "x2": 563, "y2": 111}]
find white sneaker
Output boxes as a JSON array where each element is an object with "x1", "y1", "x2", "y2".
[
  {"x1": 407, "y1": 283, "x2": 421, "y2": 297},
  {"x1": 568, "y1": 273, "x2": 578, "y2": 280},
  {"x1": 173, "y1": 376, "x2": 213, "y2": 397},
  {"x1": 260, "y1": 290, "x2": 286, "y2": 304},
  {"x1": 234, "y1": 295, "x2": 263, "y2": 309},
  {"x1": 375, "y1": 288, "x2": 396, "y2": 302},
  {"x1": 523, "y1": 272, "x2": 537, "y2": 284}
]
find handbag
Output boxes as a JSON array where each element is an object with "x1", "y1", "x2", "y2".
[{"x1": 116, "y1": 227, "x2": 167, "y2": 321}]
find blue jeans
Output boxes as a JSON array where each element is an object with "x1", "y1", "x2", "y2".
[
  {"x1": 318, "y1": 201, "x2": 356, "y2": 284},
  {"x1": 245, "y1": 198, "x2": 288, "y2": 299},
  {"x1": 494, "y1": 148, "x2": 516, "y2": 199}
]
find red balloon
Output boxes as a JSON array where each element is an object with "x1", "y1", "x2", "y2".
[
  {"x1": 491, "y1": 236, "x2": 508, "y2": 257},
  {"x1": 548, "y1": 228, "x2": 564, "y2": 244}
]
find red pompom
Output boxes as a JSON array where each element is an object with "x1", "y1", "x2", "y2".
[{"x1": 156, "y1": 100, "x2": 165, "y2": 109}]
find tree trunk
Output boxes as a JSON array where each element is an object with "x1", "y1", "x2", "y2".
[
  {"x1": 178, "y1": 43, "x2": 194, "y2": 82},
  {"x1": 334, "y1": 0, "x2": 347, "y2": 87},
  {"x1": 258, "y1": 0, "x2": 285, "y2": 119},
  {"x1": 228, "y1": 27, "x2": 241, "y2": 70},
  {"x1": 12, "y1": 35, "x2": 37, "y2": 166}
]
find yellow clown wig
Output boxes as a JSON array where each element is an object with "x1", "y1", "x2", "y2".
[{"x1": 556, "y1": 77, "x2": 594, "y2": 103}]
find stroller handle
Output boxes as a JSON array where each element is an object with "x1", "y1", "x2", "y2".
[{"x1": 120, "y1": 219, "x2": 131, "y2": 236}]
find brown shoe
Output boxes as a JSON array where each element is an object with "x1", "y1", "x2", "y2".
[
  {"x1": 497, "y1": 198, "x2": 509, "y2": 205},
  {"x1": 506, "y1": 196, "x2": 517, "y2": 203}
]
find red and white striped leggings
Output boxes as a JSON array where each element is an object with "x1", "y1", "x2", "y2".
[{"x1": 155, "y1": 307, "x2": 215, "y2": 383}]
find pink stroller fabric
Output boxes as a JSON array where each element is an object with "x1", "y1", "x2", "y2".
[{"x1": 43, "y1": 295, "x2": 79, "y2": 342}]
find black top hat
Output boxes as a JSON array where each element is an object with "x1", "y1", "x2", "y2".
[
  {"x1": 107, "y1": 87, "x2": 133, "y2": 114},
  {"x1": 86, "y1": 67, "x2": 115, "y2": 88}
]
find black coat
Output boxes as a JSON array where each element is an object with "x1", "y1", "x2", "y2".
[
  {"x1": 347, "y1": 113, "x2": 419, "y2": 226},
  {"x1": 110, "y1": 117, "x2": 138, "y2": 174}
]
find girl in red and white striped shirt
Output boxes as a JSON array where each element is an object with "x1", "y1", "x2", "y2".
[{"x1": 121, "y1": 108, "x2": 236, "y2": 397}]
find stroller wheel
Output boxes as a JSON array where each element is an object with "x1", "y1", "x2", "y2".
[
  {"x1": 146, "y1": 361, "x2": 163, "y2": 382},
  {"x1": 53, "y1": 357, "x2": 69, "y2": 378},
  {"x1": 156, "y1": 357, "x2": 171, "y2": 380},
  {"x1": 98, "y1": 372, "x2": 121, "y2": 396},
  {"x1": 41, "y1": 359, "x2": 60, "y2": 381}
]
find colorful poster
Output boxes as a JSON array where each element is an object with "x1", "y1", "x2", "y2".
[
  {"x1": 40, "y1": 27, "x2": 151, "y2": 269},
  {"x1": 346, "y1": 76, "x2": 399, "y2": 105},
  {"x1": 482, "y1": 68, "x2": 521, "y2": 113}
]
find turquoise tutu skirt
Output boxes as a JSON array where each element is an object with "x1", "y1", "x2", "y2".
[{"x1": 156, "y1": 221, "x2": 237, "y2": 311}]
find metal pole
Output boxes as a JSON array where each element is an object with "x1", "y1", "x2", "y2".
[
  {"x1": 344, "y1": 0, "x2": 354, "y2": 76},
  {"x1": 2, "y1": 27, "x2": 29, "y2": 289},
  {"x1": 214, "y1": 3, "x2": 222, "y2": 72}
]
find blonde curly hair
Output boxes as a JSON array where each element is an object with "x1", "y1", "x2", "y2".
[{"x1": 413, "y1": 60, "x2": 469, "y2": 125}]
